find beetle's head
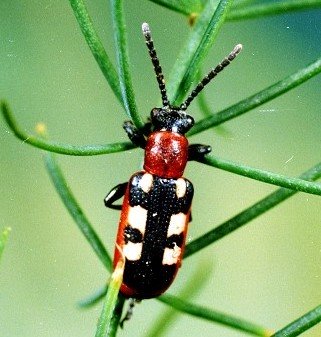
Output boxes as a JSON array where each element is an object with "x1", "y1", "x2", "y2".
[{"x1": 151, "y1": 107, "x2": 194, "y2": 134}]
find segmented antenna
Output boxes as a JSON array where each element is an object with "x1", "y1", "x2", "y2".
[
  {"x1": 180, "y1": 44, "x2": 243, "y2": 111},
  {"x1": 142, "y1": 22, "x2": 169, "y2": 107}
]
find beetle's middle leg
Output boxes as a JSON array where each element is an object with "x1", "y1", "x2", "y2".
[
  {"x1": 188, "y1": 143, "x2": 212, "y2": 161},
  {"x1": 104, "y1": 183, "x2": 128, "y2": 210}
]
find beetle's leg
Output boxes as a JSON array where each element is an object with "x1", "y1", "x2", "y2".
[
  {"x1": 120, "y1": 298, "x2": 140, "y2": 328},
  {"x1": 104, "y1": 182, "x2": 128, "y2": 210},
  {"x1": 123, "y1": 121, "x2": 147, "y2": 149},
  {"x1": 188, "y1": 144, "x2": 212, "y2": 161}
]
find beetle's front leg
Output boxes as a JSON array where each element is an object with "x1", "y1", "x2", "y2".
[
  {"x1": 123, "y1": 121, "x2": 148, "y2": 149},
  {"x1": 104, "y1": 182, "x2": 128, "y2": 210},
  {"x1": 188, "y1": 143, "x2": 212, "y2": 161}
]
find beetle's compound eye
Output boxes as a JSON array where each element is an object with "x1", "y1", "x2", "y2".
[
  {"x1": 172, "y1": 112, "x2": 194, "y2": 134},
  {"x1": 186, "y1": 115, "x2": 194, "y2": 128},
  {"x1": 150, "y1": 108, "x2": 167, "y2": 129}
]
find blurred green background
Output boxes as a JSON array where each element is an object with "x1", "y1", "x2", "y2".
[{"x1": 1, "y1": 1, "x2": 321, "y2": 336}]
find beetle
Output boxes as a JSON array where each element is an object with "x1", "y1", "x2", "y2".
[{"x1": 104, "y1": 22, "x2": 242, "y2": 300}]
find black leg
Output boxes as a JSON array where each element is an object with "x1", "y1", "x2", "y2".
[
  {"x1": 120, "y1": 298, "x2": 140, "y2": 328},
  {"x1": 104, "y1": 183, "x2": 128, "y2": 210},
  {"x1": 188, "y1": 143, "x2": 212, "y2": 161},
  {"x1": 123, "y1": 121, "x2": 147, "y2": 149}
]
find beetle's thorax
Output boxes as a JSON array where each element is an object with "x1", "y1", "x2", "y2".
[
  {"x1": 143, "y1": 107, "x2": 194, "y2": 178},
  {"x1": 144, "y1": 130, "x2": 189, "y2": 179}
]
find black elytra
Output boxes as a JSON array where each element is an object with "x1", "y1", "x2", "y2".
[{"x1": 122, "y1": 172, "x2": 193, "y2": 298}]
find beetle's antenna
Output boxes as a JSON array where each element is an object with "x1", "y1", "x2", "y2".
[
  {"x1": 180, "y1": 44, "x2": 243, "y2": 111},
  {"x1": 142, "y1": 22, "x2": 169, "y2": 107}
]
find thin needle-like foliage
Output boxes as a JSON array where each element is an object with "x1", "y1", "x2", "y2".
[
  {"x1": 1, "y1": 101, "x2": 135, "y2": 156},
  {"x1": 2, "y1": 1, "x2": 321, "y2": 336},
  {"x1": 95, "y1": 262, "x2": 125, "y2": 337},
  {"x1": 228, "y1": 0, "x2": 321, "y2": 21},
  {"x1": 109, "y1": 0, "x2": 143, "y2": 128},
  {"x1": 272, "y1": 304, "x2": 321, "y2": 337},
  {"x1": 45, "y1": 153, "x2": 112, "y2": 272},
  {"x1": 184, "y1": 162, "x2": 321, "y2": 258},
  {"x1": 148, "y1": 0, "x2": 321, "y2": 19},
  {"x1": 167, "y1": 0, "x2": 233, "y2": 105},
  {"x1": 189, "y1": 56, "x2": 321, "y2": 136},
  {"x1": 158, "y1": 294, "x2": 272, "y2": 337},
  {"x1": 68, "y1": 0, "x2": 123, "y2": 105}
]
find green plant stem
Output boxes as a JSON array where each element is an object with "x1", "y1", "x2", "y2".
[
  {"x1": 45, "y1": 151, "x2": 125, "y2": 331},
  {"x1": 68, "y1": 0, "x2": 123, "y2": 106},
  {"x1": 228, "y1": 0, "x2": 321, "y2": 21},
  {"x1": 272, "y1": 304, "x2": 321, "y2": 337},
  {"x1": 1, "y1": 101, "x2": 134, "y2": 156},
  {"x1": 109, "y1": 0, "x2": 143, "y2": 128},
  {"x1": 159, "y1": 294, "x2": 271, "y2": 337},
  {"x1": 95, "y1": 263, "x2": 125, "y2": 337},
  {"x1": 147, "y1": 0, "x2": 203, "y2": 16},
  {"x1": 147, "y1": 0, "x2": 321, "y2": 19},
  {"x1": 189, "y1": 55, "x2": 321, "y2": 136},
  {"x1": 200, "y1": 155, "x2": 321, "y2": 197},
  {"x1": 44, "y1": 153, "x2": 112, "y2": 272},
  {"x1": 95, "y1": 295, "x2": 125, "y2": 337},
  {"x1": 95, "y1": 294, "x2": 125, "y2": 337},
  {"x1": 168, "y1": 0, "x2": 233, "y2": 105},
  {"x1": 105, "y1": 295, "x2": 125, "y2": 337},
  {"x1": 184, "y1": 162, "x2": 321, "y2": 258}
]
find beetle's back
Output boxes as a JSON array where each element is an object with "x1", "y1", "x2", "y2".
[{"x1": 114, "y1": 171, "x2": 193, "y2": 299}]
